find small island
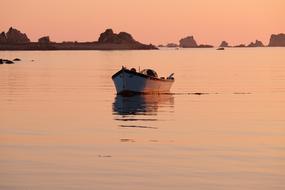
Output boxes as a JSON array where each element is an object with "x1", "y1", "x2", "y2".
[
  {"x1": 179, "y1": 36, "x2": 213, "y2": 48},
  {"x1": 0, "y1": 27, "x2": 157, "y2": 50},
  {"x1": 268, "y1": 33, "x2": 285, "y2": 47}
]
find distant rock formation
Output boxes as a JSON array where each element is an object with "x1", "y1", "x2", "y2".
[
  {"x1": 117, "y1": 32, "x2": 136, "y2": 43},
  {"x1": 98, "y1": 29, "x2": 136, "y2": 44},
  {"x1": 0, "y1": 27, "x2": 157, "y2": 50},
  {"x1": 219, "y1": 41, "x2": 229, "y2": 47},
  {"x1": 38, "y1": 36, "x2": 51, "y2": 43},
  {"x1": 234, "y1": 44, "x2": 246, "y2": 48},
  {"x1": 247, "y1": 40, "x2": 264, "y2": 47},
  {"x1": 0, "y1": 32, "x2": 7, "y2": 43},
  {"x1": 268, "y1": 33, "x2": 285, "y2": 47},
  {"x1": 158, "y1": 44, "x2": 165, "y2": 47},
  {"x1": 166, "y1": 43, "x2": 179, "y2": 48},
  {"x1": 179, "y1": 36, "x2": 198, "y2": 48},
  {"x1": 5, "y1": 27, "x2": 30, "y2": 43},
  {"x1": 96, "y1": 28, "x2": 157, "y2": 49},
  {"x1": 198, "y1": 44, "x2": 214, "y2": 48}
]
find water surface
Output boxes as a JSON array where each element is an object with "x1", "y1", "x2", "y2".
[{"x1": 0, "y1": 48, "x2": 285, "y2": 190}]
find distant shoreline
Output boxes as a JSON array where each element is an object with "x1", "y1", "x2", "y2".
[
  {"x1": 0, "y1": 42, "x2": 158, "y2": 51},
  {"x1": 1, "y1": 27, "x2": 285, "y2": 50},
  {"x1": 0, "y1": 27, "x2": 158, "y2": 51},
  {"x1": 1, "y1": 45, "x2": 284, "y2": 52}
]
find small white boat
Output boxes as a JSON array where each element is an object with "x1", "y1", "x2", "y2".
[{"x1": 112, "y1": 66, "x2": 174, "y2": 95}]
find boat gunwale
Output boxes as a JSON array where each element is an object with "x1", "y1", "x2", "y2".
[{"x1": 111, "y1": 68, "x2": 174, "y2": 83}]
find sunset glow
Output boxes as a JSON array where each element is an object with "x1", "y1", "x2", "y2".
[{"x1": 1, "y1": 0, "x2": 285, "y2": 45}]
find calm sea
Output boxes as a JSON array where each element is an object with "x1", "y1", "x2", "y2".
[{"x1": 0, "y1": 48, "x2": 285, "y2": 190}]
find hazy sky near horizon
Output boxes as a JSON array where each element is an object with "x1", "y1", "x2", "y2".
[{"x1": 1, "y1": 0, "x2": 285, "y2": 45}]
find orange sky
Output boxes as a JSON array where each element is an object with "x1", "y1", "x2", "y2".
[{"x1": 1, "y1": 0, "x2": 285, "y2": 46}]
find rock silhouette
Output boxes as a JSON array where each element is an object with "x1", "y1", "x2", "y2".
[
  {"x1": 98, "y1": 29, "x2": 136, "y2": 44},
  {"x1": 268, "y1": 33, "x2": 285, "y2": 47},
  {"x1": 5, "y1": 27, "x2": 30, "y2": 43},
  {"x1": 179, "y1": 36, "x2": 213, "y2": 48},
  {"x1": 3, "y1": 59, "x2": 14, "y2": 64},
  {"x1": 38, "y1": 36, "x2": 51, "y2": 43},
  {"x1": 0, "y1": 27, "x2": 157, "y2": 50},
  {"x1": 234, "y1": 44, "x2": 246, "y2": 48},
  {"x1": 198, "y1": 44, "x2": 214, "y2": 48},
  {"x1": 0, "y1": 32, "x2": 7, "y2": 43},
  {"x1": 247, "y1": 40, "x2": 264, "y2": 47},
  {"x1": 179, "y1": 36, "x2": 198, "y2": 48},
  {"x1": 219, "y1": 41, "x2": 229, "y2": 47},
  {"x1": 166, "y1": 43, "x2": 179, "y2": 48}
]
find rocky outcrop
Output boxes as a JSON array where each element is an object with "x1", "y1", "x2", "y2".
[
  {"x1": 117, "y1": 32, "x2": 136, "y2": 43},
  {"x1": 179, "y1": 36, "x2": 198, "y2": 48},
  {"x1": 234, "y1": 44, "x2": 246, "y2": 48},
  {"x1": 5, "y1": 27, "x2": 30, "y2": 43},
  {"x1": 98, "y1": 29, "x2": 117, "y2": 43},
  {"x1": 96, "y1": 29, "x2": 157, "y2": 49},
  {"x1": 247, "y1": 40, "x2": 264, "y2": 47},
  {"x1": 98, "y1": 29, "x2": 137, "y2": 44},
  {"x1": 0, "y1": 27, "x2": 157, "y2": 50},
  {"x1": 0, "y1": 32, "x2": 7, "y2": 43},
  {"x1": 166, "y1": 43, "x2": 179, "y2": 48},
  {"x1": 219, "y1": 41, "x2": 229, "y2": 47},
  {"x1": 198, "y1": 44, "x2": 214, "y2": 48},
  {"x1": 268, "y1": 33, "x2": 285, "y2": 47},
  {"x1": 38, "y1": 36, "x2": 50, "y2": 43}
]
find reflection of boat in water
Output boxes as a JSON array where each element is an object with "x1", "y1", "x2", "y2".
[
  {"x1": 113, "y1": 94, "x2": 174, "y2": 116},
  {"x1": 112, "y1": 66, "x2": 174, "y2": 95}
]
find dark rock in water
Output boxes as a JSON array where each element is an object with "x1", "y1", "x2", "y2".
[
  {"x1": 0, "y1": 59, "x2": 3, "y2": 64},
  {"x1": 166, "y1": 43, "x2": 179, "y2": 48},
  {"x1": 268, "y1": 33, "x2": 285, "y2": 47},
  {"x1": 179, "y1": 36, "x2": 198, "y2": 48},
  {"x1": 38, "y1": 36, "x2": 50, "y2": 43},
  {"x1": 198, "y1": 44, "x2": 214, "y2": 48},
  {"x1": 158, "y1": 44, "x2": 165, "y2": 47},
  {"x1": 6, "y1": 27, "x2": 30, "y2": 43},
  {"x1": 247, "y1": 40, "x2": 264, "y2": 47},
  {"x1": 219, "y1": 41, "x2": 229, "y2": 47},
  {"x1": 4, "y1": 59, "x2": 14, "y2": 64},
  {"x1": 217, "y1": 47, "x2": 225, "y2": 50},
  {"x1": 13, "y1": 58, "x2": 21, "y2": 61},
  {"x1": 0, "y1": 32, "x2": 7, "y2": 43}
]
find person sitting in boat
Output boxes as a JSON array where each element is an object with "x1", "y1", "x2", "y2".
[{"x1": 140, "y1": 69, "x2": 158, "y2": 78}]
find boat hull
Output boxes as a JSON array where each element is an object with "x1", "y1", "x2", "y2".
[{"x1": 112, "y1": 69, "x2": 174, "y2": 95}]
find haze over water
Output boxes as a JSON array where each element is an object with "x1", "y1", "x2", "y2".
[{"x1": 0, "y1": 48, "x2": 285, "y2": 190}]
